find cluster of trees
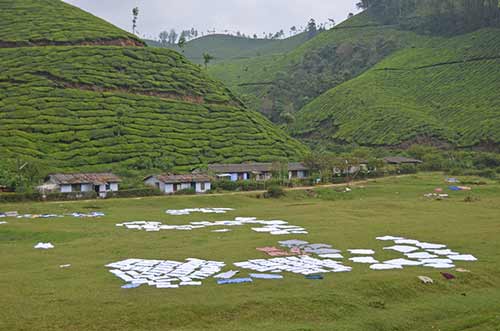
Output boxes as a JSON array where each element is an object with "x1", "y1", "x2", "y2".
[
  {"x1": 0, "y1": 159, "x2": 47, "y2": 193},
  {"x1": 357, "y1": 0, "x2": 500, "y2": 34},
  {"x1": 156, "y1": 18, "x2": 336, "y2": 45},
  {"x1": 158, "y1": 28, "x2": 199, "y2": 46},
  {"x1": 303, "y1": 151, "x2": 383, "y2": 183}
]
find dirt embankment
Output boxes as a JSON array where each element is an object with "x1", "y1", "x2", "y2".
[{"x1": 0, "y1": 38, "x2": 145, "y2": 48}]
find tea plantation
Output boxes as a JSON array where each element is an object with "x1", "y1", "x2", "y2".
[
  {"x1": 0, "y1": 0, "x2": 307, "y2": 173},
  {"x1": 0, "y1": 0, "x2": 142, "y2": 45},
  {"x1": 292, "y1": 28, "x2": 500, "y2": 148}
]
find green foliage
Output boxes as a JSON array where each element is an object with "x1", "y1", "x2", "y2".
[
  {"x1": 264, "y1": 185, "x2": 285, "y2": 198},
  {"x1": 175, "y1": 188, "x2": 196, "y2": 195},
  {"x1": 0, "y1": 0, "x2": 142, "y2": 44},
  {"x1": 362, "y1": 0, "x2": 500, "y2": 35}
]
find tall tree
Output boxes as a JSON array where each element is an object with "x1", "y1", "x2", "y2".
[
  {"x1": 132, "y1": 7, "x2": 139, "y2": 35},
  {"x1": 307, "y1": 18, "x2": 317, "y2": 38},
  {"x1": 203, "y1": 53, "x2": 214, "y2": 69},
  {"x1": 158, "y1": 30, "x2": 169, "y2": 46},
  {"x1": 178, "y1": 35, "x2": 186, "y2": 51}
]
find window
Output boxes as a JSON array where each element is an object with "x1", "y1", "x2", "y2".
[
  {"x1": 200, "y1": 182, "x2": 206, "y2": 191},
  {"x1": 105, "y1": 184, "x2": 111, "y2": 191},
  {"x1": 71, "y1": 184, "x2": 81, "y2": 192}
]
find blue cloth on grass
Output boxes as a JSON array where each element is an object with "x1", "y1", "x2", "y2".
[
  {"x1": 305, "y1": 274, "x2": 324, "y2": 280},
  {"x1": 217, "y1": 278, "x2": 253, "y2": 285},
  {"x1": 121, "y1": 283, "x2": 142, "y2": 289},
  {"x1": 449, "y1": 186, "x2": 461, "y2": 191}
]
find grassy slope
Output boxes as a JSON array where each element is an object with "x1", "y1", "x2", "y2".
[
  {"x1": 1, "y1": 173, "x2": 499, "y2": 330},
  {"x1": 147, "y1": 32, "x2": 309, "y2": 64},
  {"x1": 208, "y1": 13, "x2": 427, "y2": 114},
  {"x1": 0, "y1": 0, "x2": 142, "y2": 44},
  {"x1": 0, "y1": 46, "x2": 306, "y2": 171},
  {"x1": 292, "y1": 28, "x2": 500, "y2": 147}
]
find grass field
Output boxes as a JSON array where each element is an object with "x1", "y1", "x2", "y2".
[{"x1": 1, "y1": 173, "x2": 499, "y2": 330}]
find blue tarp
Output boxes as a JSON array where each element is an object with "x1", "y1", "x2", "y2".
[
  {"x1": 217, "y1": 278, "x2": 253, "y2": 285},
  {"x1": 449, "y1": 186, "x2": 461, "y2": 191}
]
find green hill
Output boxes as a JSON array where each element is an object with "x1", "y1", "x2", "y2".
[
  {"x1": 0, "y1": 0, "x2": 306, "y2": 173},
  {"x1": 0, "y1": 0, "x2": 143, "y2": 46},
  {"x1": 292, "y1": 28, "x2": 500, "y2": 149},
  {"x1": 147, "y1": 32, "x2": 310, "y2": 64},
  {"x1": 208, "y1": 12, "x2": 427, "y2": 122},
  {"x1": 207, "y1": 5, "x2": 500, "y2": 150}
]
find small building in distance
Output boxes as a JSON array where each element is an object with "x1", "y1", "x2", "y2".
[
  {"x1": 41, "y1": 173, "x2": 121, "y2": 197},
  {"x1": 383, "y1": 157, "x2": 423, "y2": 165},
  {"x1": 207, "y1": 162, "x2": 309, "y2": 182},
  {"x1": 144, "y1": 174, "x2": 212, "y2": 194}
]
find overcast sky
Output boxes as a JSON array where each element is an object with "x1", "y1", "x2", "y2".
[{"x1": 63, "y1": 0, "x2": 360, "y2": 40}]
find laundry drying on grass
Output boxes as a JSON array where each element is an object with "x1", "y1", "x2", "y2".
[
  {"x1": 370, "y1": 236, "x2": 478, "y2": 270},
  {"x1": 348, "y1": 249, "x2": 375, "y2": 255},
  {"x1": 349, "y1": 256, "x2": 379, "y2": 264},
  {"x1": 106, "y1": 258, "x2": 225, "y2": 289},
  {"x1": 234, "y1": 256, "x2": 353, "y2": 275},
  {"x1": 34, "y1": 242, "x2": 54, "y2": 249},
  {"x1": 116, "y1": 217, "x2": 308, "y2": 235},
  {"x1": 256, "y1": 247, "x2": 302, "y2": 257},
  {"x1": 277, "y1": 240, "x2": 341, "y2": 255},
  {"x1": 0, "y1": 211, "x2": 105, "y2": 219},
  {"x1": 166, "y1": 208, "x2": 234, "y2": 216},
  {"x1": 0, "y1": 221, "x2": 7, "y2": 225}
]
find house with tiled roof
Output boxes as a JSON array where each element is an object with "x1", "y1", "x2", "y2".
[
  {"x1": 41, "y1": 173, "x2": 121, "y2": 197},
  {"x1": 144, "y1": 174, "x2": 212, "y2": 194}
]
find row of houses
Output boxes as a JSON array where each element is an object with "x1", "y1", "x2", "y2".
[{"x1": 37, "y1": 158, "x2": 422, "y2": 196}]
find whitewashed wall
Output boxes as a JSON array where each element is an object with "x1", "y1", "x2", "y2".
[
  {"x1": 81, "y1": 184, "x2": 93, "y2": 192},
  {"x1": 60, "y1": 184, "x2": 72, "y2": 193}
]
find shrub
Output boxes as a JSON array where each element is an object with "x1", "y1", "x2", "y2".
[
  {"x1": 109, "y1": 188, "x2": 163, "y2": 198},
  {"x1": 264, "y1": 185, "x2": 285, "y2": 198},
  {"x1": 175, "y1": 188, "x2": 196, "y2": 195}
]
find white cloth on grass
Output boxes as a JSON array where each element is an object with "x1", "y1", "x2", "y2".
[
  {"x1": 405, "y1": 252, "x2": 438, "y2": 259},
  {"x1": 348, "y1": 249, "x2": 375, "y2": 255},
  {"x1": 349, "y1": 256, "x2": 379, "y2": 264},
  {"x1": 416, "y1": 242, "x2": 447, "y2": 249},
  {"x1": 213, "y1": 270, "x2": 239, "y2": 279},
  {"x1": 370, "y1": 264, "x2": 403, "y2": 270},
  {"x1": 376, "y1": 236, "x2": 404, "y2": 241},
  {"x1": 383, "y1": 245, "x2": 419, "y2": 253},
  {"x1": 448, "y1": 254, "x2": 477, "y2": 261},
  {"x1": 383, "y1": 258, "x2": 423, "y2": 266},
  {"x1": 34, "y1": 242, "x2": 54, "y2": 249},
  {"x1": 423, "y1": 263, "x2": 455, "y2": 269}
]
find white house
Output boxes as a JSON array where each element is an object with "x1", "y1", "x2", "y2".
[
  {"x1": 144, "y1": 174, "x2": 212, "y2": 194},
  {"x1": 207, "y1": 162, "x2": 309, "y2": 182},
  {"x1": 41, "y1": 173, "x2": 121, "y2": 198}
]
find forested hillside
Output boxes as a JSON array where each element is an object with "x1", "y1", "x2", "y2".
[{"x1": 0, "y1": 0, "x2": 306, "y2": 175}]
